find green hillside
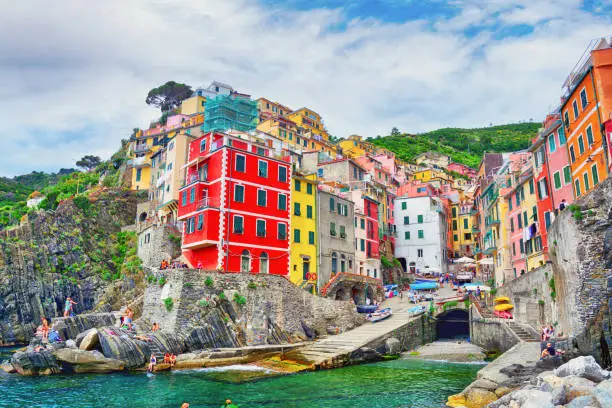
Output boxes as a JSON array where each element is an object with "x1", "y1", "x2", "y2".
[{"x1": 369, "y1": 122, "x2": 541, "y2": 168}]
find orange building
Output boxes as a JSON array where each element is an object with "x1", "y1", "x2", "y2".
[{"x1": 561, "y1": 38, "x2": 612, "y2": 197}]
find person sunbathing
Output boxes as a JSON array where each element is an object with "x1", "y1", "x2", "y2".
[
  {"x1": 169, "y1": 354, "x2": 177, "y2": 367},
  {"x1": 163, "y1": 352, "x2": 171, "y2": 364}
]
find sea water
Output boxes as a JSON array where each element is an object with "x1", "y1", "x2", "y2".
[{"x1": 0, "y1": 349, "x2": 480, "y2": 407}]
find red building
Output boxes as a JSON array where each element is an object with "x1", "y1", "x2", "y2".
[
  {"x1": 447, "y1": 162, "x2": 478, "y2": 179},
  {"x1": 177, "y1": 132, "x2": 291, "y2": 275},
  {"x1": 364, "y1": 196, "x2": 380, "y2": 259}
]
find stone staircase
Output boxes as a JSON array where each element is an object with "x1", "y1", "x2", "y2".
[{"x1": 506, "y1": 321, "x2": 539, "y2": 342}]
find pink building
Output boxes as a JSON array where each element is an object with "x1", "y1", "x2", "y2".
[
  {"x1": 447, "y1": 162, "x2": 478, "y2": 179},
  {"x1": 540, "y1": 115, "x2": 574, "y2": 212},
  {"x1": 396, "y1": 181, "x2": 438, "y2": 198}
]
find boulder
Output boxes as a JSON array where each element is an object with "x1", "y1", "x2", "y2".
[
  {"x1": 385, "y1": 338, "x2": 401, "y2": 355},
  {"x1": 97, "y1": 327, "x2": 150, "y2": 369},
  {"x1": 488, "y1": 389, "x2": 554, "y2": 408},
  {"x1": 565, "y1": 395, "x2": 598, "y2": 408},
  {"x1": 79, "y1": 329, "x2": 100, "y2": 351},
  {"x1": 52, "y1": 313, "x2": 116, "y2": 341},
  {"x1": 494, "y1": 387, "x2": 512, "y2": 397},
  {"x1": 550, "y1": 384, "x2": 566, "y2": 406},
  {"x1": 470, "y1": 379, "x2": 499, "y2": 392},
  {"x1": 554, "y1": 356, "x2": 610, "y2": 383},
  {"x1": 594, "y1": 379, "x2": 612, "y2": 407},
  {"x1": 65, "y1": 339, "x2": 77, "y2": 349},
  {"x1": 1, "y1": 362, "x2": 16, "y2": 373},
  {"x1": 53, "y1": 348, "x2": 125, "y2": 373},
  {"x1": 446, "y1": 393, "x2": 467, "y2": 408},
  {"x1": 547, "y1": 376, "x2": 596, "y2": 402},
  {"x1": 465, "y1": 387, "x2": 497, "y2": 408},
  {"x1": 11, "y1": 350, "x2": 61, "y2": 376}
]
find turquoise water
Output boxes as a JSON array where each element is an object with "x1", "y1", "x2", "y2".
[{"x1": 0, "y1": 350, "x2": 480, "y2": 407}]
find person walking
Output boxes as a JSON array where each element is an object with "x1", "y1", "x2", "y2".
[{"x1": 64, "y1": 297, "x2": 77, "y2": 317}]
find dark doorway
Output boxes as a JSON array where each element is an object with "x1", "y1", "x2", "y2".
[{"x1": 437, "y1": 309, "x2": 469, "y2": 339}]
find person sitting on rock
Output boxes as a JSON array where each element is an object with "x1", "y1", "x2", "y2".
[
  {"x1": 541, "y1": 342, "x2": 564, "y2": 359},
  {"x1": 163, "y1": 352, "x2": 171, "y2": 364},
  {"x1": 151, "y1": 322, "x2": 159, "y2": 332},
  {"x1": 148, "y1": 354, "x2": 157, "y2": 372},
  {"x1": 41, "y1": 317, "x2": 49, "y2": 341},
  {"x1": 169, "y1": 354, "x2": 177, "y2": 367}
]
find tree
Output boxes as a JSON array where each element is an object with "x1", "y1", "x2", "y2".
[
  {"x1": 391, "y1": 127, "x2": 401, "y2": 136},
  {"x1": 76, "y1": 155, "x2": 102, "y2": 171},
  {"x1": 145, "y1": 81, "x2": 193, "y2": 112}
]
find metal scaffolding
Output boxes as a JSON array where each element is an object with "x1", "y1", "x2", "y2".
[{"x1": 203, "y1": 94, "x2": 258, "y2": 132}]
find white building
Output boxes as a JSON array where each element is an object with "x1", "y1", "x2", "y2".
[{"x1": 394, "y1": 195, "x2": 448, "y2": 274}]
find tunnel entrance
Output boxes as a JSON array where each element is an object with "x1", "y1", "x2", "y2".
[{"x1": 437, "y1": 309, "x2": 470, "y2": 340}]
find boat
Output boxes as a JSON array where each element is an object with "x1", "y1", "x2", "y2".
[
  {"x1": 407, "y1": 305, "x2": 426, "y2": 315},
  {"x1": 356, "y1": 304, "x2": 378, "y2": 314},
  {"x1": 494, "y1": 303, "x2": 514, "y2": 312},
  {"x1": 435, "y1": 295, "x2": 467, "y2": 306},
  {"x1": 367, "y1": 308, "x2": 392, "y2": 322},
  {"x1": 494, "y1": 297, "x2": 511, "y2": 303}
]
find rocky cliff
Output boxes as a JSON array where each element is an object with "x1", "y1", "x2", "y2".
[
  {"x1": 0, "y1": 189, "x2": 144, "y2": 345},
  {"x1": 548, "y1": 177, "x2": 612, "y2": 366}
]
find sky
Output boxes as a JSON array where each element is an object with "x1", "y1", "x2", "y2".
[{"x1": 0, "y1": 0, "x2": 610, "y2": 177}]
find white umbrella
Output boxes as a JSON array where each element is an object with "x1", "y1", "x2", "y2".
[
  {"x1": 478, "y1": 258, "x2": 495, "y2": 265},
  {"x1": 463, "y1": 284, "x2": 492, "y2": 291},
  {"x1": 455, "y1": 256, "x2": 475, "y2": 263}
]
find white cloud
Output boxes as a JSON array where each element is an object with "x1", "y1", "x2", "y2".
[{"x1": 0, "y1": 0, "x2": 610, "y2": 176}]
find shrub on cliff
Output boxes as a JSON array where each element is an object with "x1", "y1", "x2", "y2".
[{"x1": 163, "y1": 297, "x2": 174, "y2": 311}]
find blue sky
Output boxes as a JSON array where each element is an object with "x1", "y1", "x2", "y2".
[{"x1": 0, "y1": 0, "x2": 610, "y2": 176}]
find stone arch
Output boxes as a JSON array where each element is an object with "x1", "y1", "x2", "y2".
[
  {"x1": 436, "y1": 309, "x2": 469, "y2": 339},
  {"x1": 334, "y1": 287, "x2": 350, "y2": 301},
  {"x1": 139, "y1": 212, "x2": 148, "y2": 222}
]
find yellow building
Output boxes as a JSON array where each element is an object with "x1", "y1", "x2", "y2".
[
  {"x1": 179, "y1": 95, "x2": 206, "y2": 115},
  {"x1": 450, "y1": 202, "x2": 475, "y2": 257},
  {"x1": 286, "y1": 107, "x2": 329, "y2": 141},
  {"x1": 290, "y1": 174, "x2": 318, "y2": 290},
  {"x1": 412, "y1": 168, "x2": 450, "y2": 184},
  {"x1": 257, "y1": 97, "x2": 292, "y2": 122},
  {"x1": 520, "y1": 176, "x2": 546, "y2": 271},
  {"x1": 130, "y1": 131, "x2": 161, "y2": 191},
  {"x1": 338, "y1": 135, "x2": 368, "y2": 158},
  {"x1": 257, "y1": 116, "x2": 301, "y2": 144}
]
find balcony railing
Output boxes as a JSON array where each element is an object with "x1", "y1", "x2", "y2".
[
  {"x1": 197, "y1": 197, "x2": 220, "y2": 209},
  {"x1": 133, "y1": 144, "x2": 151, "y2": 154},
  {"x1": 128, "y1": 157, "x2": 151, "y2": 167}
]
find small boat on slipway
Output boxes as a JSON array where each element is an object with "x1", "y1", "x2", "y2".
[
  {"x1": 356, "y1": 304, "x2": 378, "y2": 314},
  {"x1": 367, "y1": 308, "x2": 392, "y2": 322}
]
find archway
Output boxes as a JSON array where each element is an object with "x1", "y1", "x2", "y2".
[
  {"x1": 397, "y1": 257, "x2": 407, "y2": 273},
  {"x1": 334, "y1": 287, "x2": 350, "y2": 301},
  {"x1": 436, "y1": 309, "x2": 470, "y2": 340},
  {"x1": 139, "y1": 212, "x2": 147, "y2": 222},
  {"x1": 259, "y1": 252, "x2": 268, "y2": 274},
  {"x1": 241, "y1": 250, "x2": 250, "y2": 273}
]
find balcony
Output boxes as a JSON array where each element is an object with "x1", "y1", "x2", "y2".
[
  {"x1": 472, "y1": 226, "x2": 480, "y2": 233},
  {"x1": 133, "y1": 144, "x2": 151, "y2": 154}
]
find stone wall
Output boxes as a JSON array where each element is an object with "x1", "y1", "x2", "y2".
[
  {"x1": 547, "y1": 177, "x2": 612, "y2": 365},
  {"x1": 139, "y1": 270, "x2": 365, "y2": 345},
  {"x1": 364, "y1": 314, "x2": 436, "y2": 354},
  {"x1": 137, "y1": 224, "x2": 181, "y2": 268},
  {"x1": 470, "y1": 306, "x2": 520, "y2": 353},
  {"x1": 497, "y1": 264, "x2": 558, "y2": 331}
]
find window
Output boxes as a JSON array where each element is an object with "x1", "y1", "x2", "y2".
[
  {"x1": 512, "y1": 243, "x2": 516, "y2": 256},
  {"x1": 538, "y1": 178, "x2": 549, "y2": 199},
  {"x1": 580, "y1": 88, "x2": 588, "y2": 109},
  {"x1": 558, "y1": 127, "x2": 566, "y2": 145},
  {"x1": 306, "y1": 205, "x2": 313, "y2": 219},
  {"x1": 592, "y1": 164, "x2": 599, "y2": 186},
  {"x1": 329, "y1": 197, "x2": 335, "y2": 212},
  {"x1": 578, "y1": 136, "x2": 585, "y2": 154},
  {"x1": 403, "y1": 216, "x2": 409, "y2": 225},
  {"x1": 257, "y1": 189, "x2": 267, "y2": 207},
  {"x1": 517, "y1": 214, "x2": 522, "y2": 229},
  {"x1": 233, "y1": 216, "x2": 244, "y2": 234},
  {"x1": 510, "y1": 218, "x2": 514, "y2": 232},
  {"x1": 532, "y1": 205, "x2": 538, "y2": 222},
  {"x1": 545, "y1": 212, "x2": 552, "y2": 230},
  {"x1": 523, "y1": 212, "x2": 528, "y2": 227},
  {"x1": 331, "y1": 252, "x2": 338, "y2": 273},
  {"x1": 563, "y1": 166, "x2": 571, "y2": 184},
  {"x1": 294, "y1": 229, "x2": 300, "y2": 243},
  {"x1": 417, "y1": 214, "x2": 423, "y2": 223},
  {"x1": 200, "y1": 138, "x2": 207, "y2": 152},
  {"x1": 570, "y1": 146, "x2": 576, "y2": 163},
  {"x1": 417, "y1": 249, "x2": 424, "y2": 258},
  {"x1": 306, "y1": 183, "x2": 313, "y2": 195},
  {"x1": 330, "y1": 222, "x2": 336, "y2": 236},
  {"x1": 572, "y1": 100, "x2": 579, "y2": 119},
  {"x1": 360, "y1": 219, "x2": 365, "y2": 229},
  {"x1": 294, "y1": 180, "x2": 301, "y2": 192},
  {"x1": 583, "y1": 172, "x2": 590, "y2": 192},
  {"x1": 575, "y1": 179, "x2": 581, "y2": 197},
  {"x1": 277, "y1": 223, "x2": 287, "y2": 240},
  {"x1": 452, "y1": 220, "x2": 457, "y2": 231},
  {"x1": 339, "y1": 225, "x2": 346, "y2": 238},
  {"x1": 401, "y1": 202, "x2": 407, "y2": 210},
  {"x1": 136, "y1": 168, "x2": 142, "y2": 182},
  {"x1": 278, "y1": 194, "x2": 287, "y2": 210},
  {"x1": 181, "y1": 191, "x2": 187, "y2": 206},
  {"x1": 463, "y1": 218, "x2": 468, "y2": 229},
  {"x1": 553, "y1": 171, "x2": 562, "y2": 189},
  {"x1": 404, "y1": 231, "x2": 410, "y2": 240},
  {"x1": 519, "y1": 239, "x2": 524, "y2": 254},
  {"x1": 515, "y1": 192, "x2": 521, "y2": 207},
  {"x1": 452, "y1": 207, "x2": 457, "y2": 217},
  {"x1": 255, "y1": 220, "x2": 266, "y2": 237},
  {"x1": 294, "y1": 202, "x2": 301, "y2": 216},
  {"x1": 189, "y1": 187, "x2": 196, "y2": 203},
  {"x1": 548, "y1": 134, "x2": 556, "y2": 153},
  {"x1": 564, "y1": 111, "x2": 570, "y2": 126},
  {"x1": 418, "y1": 230, "x2": 424, "y2": 239},
  {"x1": 464, "y1": 233, "x2": 471, "y2": 240},
  {"x1": 234, "y1": 185, "x2": 245, "y2": 202},
  {"x1": 258, "y1": 160, "x2": 268, "y2": 177},
  {"x1": 509, "y1": 199, "x2": 513, "y2": 211},
  {"x1": 308, "y1": 231, "x2": 315, "y2": 245},
  {"x1": 586, "y1": 125, "x2": 594, "y2": 146},
  {"x1": 453, "y1": 234, "x2": 458, "y2": 242},
  {"x1": 278, "y1": 166, "x2": 287, "y2": 182},
  {"x1": 197, "y1": 214, "x2": 203, "y2": 230}
]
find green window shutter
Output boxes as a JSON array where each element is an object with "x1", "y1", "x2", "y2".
[
  {"x1": 306, "y1": 183, "x2": 313, "y2": 194},
  {"x1": 294, "y1": 202, "x2": 301, "y2": 216},
  {"x1": 592, "y1": 165, "x2": 599, "y2": 186},
  {"x1": 583, "y1": 173, "x2": 590, "y2": 192},
  {"x1": 417, "y1": 214, "x2": 423, "y2": 223},
  {"x1": 360, "y1": 219, "x2": 365, "y2": 229},
  {"x1": 401, "y1": 202, "x2": 407, "y2": 210},
  {"x1": 529, "y1": 179, "x2": 534, "y2": 194},
  {"x1": 563, "y1": 166, "x2": 571, "y2": 184},
  {"x1": 294, "y1": 229, "x2": 300, "y2": 243},
  {"x1": 586, "y1": 126, "x2": 594, "y2": 145},
  {"x1": 453, "y1": 234, "x2": 458, "y2": 242},
  {"x1": 404, "y1": 231, "x2": 410, "y2": 240},
  {"x1": 330, "y1": 222, "x2": 336, "y2": 235},
  {"x1": 418, "y1": 230, "x2": 424, "y2": 239},
  {"x1": 257, "y1": 189, "x2": 267, "y2": 206},
  {"x1": 553, "y1": 172, "x2": 561, "y2": 189},
  {"x1": 452, "y1": 207, "x2": 457, "y2": 217},
  {"x1": 360, "y1": 239, "x2": 365, "y2": 251},
  {"x1": 234, "y1": 185, "x2": 244, "y2": 202},
  {"x1": 234, "y1": 216, "x2": 243, "y2": 234},
  {"x1": 329, "y1": 197, "x2": 335, "y2": 212},
  {"x1": 463, "y1": 218, "x2": 468, "y2": 229},
  {"x1": 452, "y1": 220, "x2": 457, "y2": 231},
  {"x1": 523, "y1": 212, "x2": 528, "y2": 227},
  {"x1": 308, "y1": 231, "x2": 315, "y2": 245},
  {"x1": 278, "y1": 194, "x2": 286, "y2": 210},
  {"x1": 307, "y1": 205, "x2": 313, "y2": 218},
  {"x1": 256, "y1": 220, "x2": 266, "y2": 237}
]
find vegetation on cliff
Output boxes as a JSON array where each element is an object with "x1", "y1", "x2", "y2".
[{"x1": 368, "y1": 122, "x2": 541, "y2": 168}]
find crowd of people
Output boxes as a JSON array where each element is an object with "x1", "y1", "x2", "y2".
[{"x1": 160, "y1": 259, "x2": 189, "y2": 270}]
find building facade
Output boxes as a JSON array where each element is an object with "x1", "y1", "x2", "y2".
[
  {"x1": 289, "y1": 175, "x2": 318, "y2": 288},
  {"x1": 177, "y1": 132, "x2": 292, "y2": 275}
]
